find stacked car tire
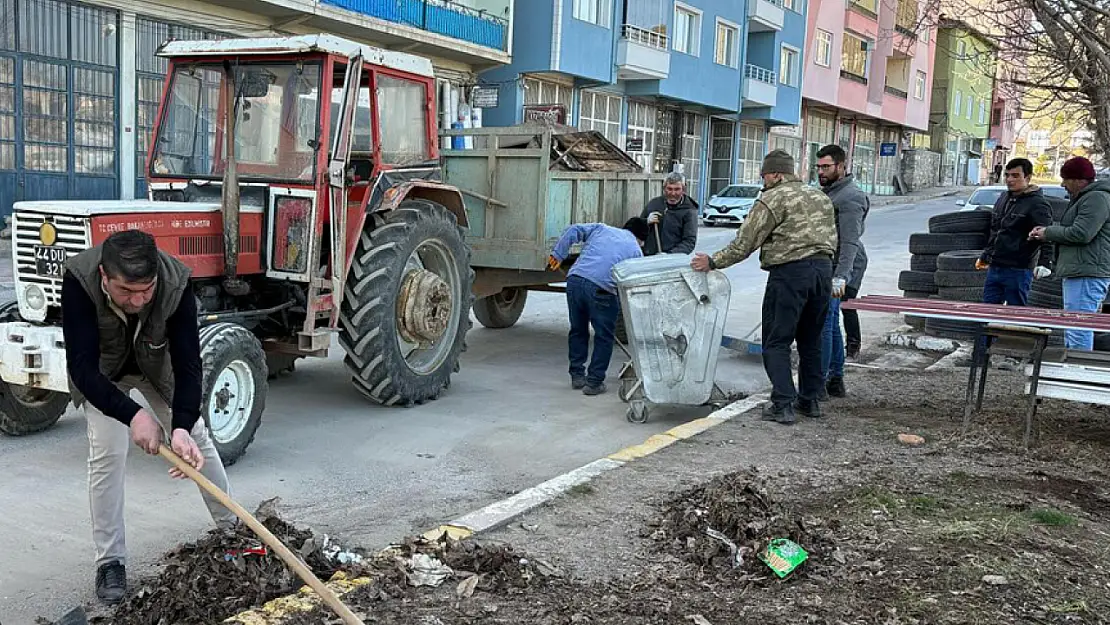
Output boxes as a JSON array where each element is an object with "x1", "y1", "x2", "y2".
[{"x1": 899, "y1": 210, "x2": 991, "y2": 338}]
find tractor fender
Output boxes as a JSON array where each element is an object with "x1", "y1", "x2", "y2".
[{"x1": 373, "y1": 180, "x2": 469, "y2": 228}]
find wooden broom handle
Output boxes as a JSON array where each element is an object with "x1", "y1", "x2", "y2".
[{"x1": 158, "y1": 446, "x2": 365, "y2": 625}]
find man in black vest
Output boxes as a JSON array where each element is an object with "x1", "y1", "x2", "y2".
[{"x1": 61, "y1": 230, "x2": 235, "y2": 605}]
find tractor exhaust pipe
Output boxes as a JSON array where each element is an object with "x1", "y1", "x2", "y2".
[{"x1": 221, "y1": 63, "x2": 249, "y2": 296}]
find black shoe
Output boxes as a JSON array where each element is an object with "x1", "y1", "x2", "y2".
[
  {"x1": 761, "y1": 403, "x2": 796, "y2": 425},
  {"x1": 817, "y1": 386, "x2": 830, "y2": 402},
  {"x1": 96, "y1": 560, "x2": 127, "y2": 605},
  {"x1": 846, "y1": 341, "x2": 861, "y2": 360},
  {"x1": 583, "y1": 383, "x2": 607, "y2": 396},
  {"x1": 794, "y1": 398, "x2": 823, "y2": 419},
  {"x1": 571, "y1": 375, "x2": 587, "y2": 390},
  {"x1": 826, "y1": 376, "x2": 846, "y2": 398}
]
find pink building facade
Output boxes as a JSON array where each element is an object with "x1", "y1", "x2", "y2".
[{"x1": 798, "y1": 0, "x2": 937, "y2": 194}]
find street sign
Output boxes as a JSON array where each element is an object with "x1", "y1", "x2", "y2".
[
  {"x1": 523, "y1": 104, "x2": 567, "y2": 125},
  {"x1": 626, "y1": 137, "x2": 644, "y2": 152},
  {"x1": 471, "y1": 85, "x2": 499, "y2": 109},
  {"x1": 880, "y1": 142, "x2": 897, "y2": 156}
]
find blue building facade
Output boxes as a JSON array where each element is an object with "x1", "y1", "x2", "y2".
[{"x1": 480, "y1": 0, "x2": 807, "y2": 203}]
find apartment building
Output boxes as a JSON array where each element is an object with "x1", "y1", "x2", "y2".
[
  {"x1": 0, "y1": 0, "x2": 513, "y2": 216},
  {"x1": 799, "y1": 0, "x2": 937, "y2": 195},
  {"x1": 929, "y1": 19, "x2": 997, "y2": 186},
  {"x1": 479, "y1": 0, "x2": 808, "y2": 204}
]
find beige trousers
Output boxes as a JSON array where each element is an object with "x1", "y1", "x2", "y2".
[{"x1": 85, "y1": 375, "x2": 236, "y2": 567}]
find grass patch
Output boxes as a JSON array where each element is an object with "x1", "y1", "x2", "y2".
[
  {"x1": 1029, "y1": 508, "x2": 1078, "y2": 527},
  {"x1": 567, "y1": 483, "x2": 596, "y2": 497},
  {"x1": 910, "y1": 495, "x2": 942, "y2": 514}
]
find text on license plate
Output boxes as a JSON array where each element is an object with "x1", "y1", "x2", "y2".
[{"x1": 34, "y1": 245, "x2": 67, "y2": 278}]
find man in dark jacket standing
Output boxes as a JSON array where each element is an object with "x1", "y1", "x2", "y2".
[
  {"x1": 61, "y1": 230, "x2": 235, "y2": 604},
  {"x1": 977, "y1": 158, "x2": 1054, "y2": 306},
  {"x1": 1031, "y1": 156, "x2": 1110, "y2": 350},
  {"x1": 815, "y1": 145, "x2": 868, "y2": 398},
  {"x1": 641, "y1": 172, "x2": 699, "y2": 255}
]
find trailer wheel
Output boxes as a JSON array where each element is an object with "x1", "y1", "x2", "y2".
[
  {"x1": 340, "y1": 200, "x2": 474, "y2": 406},
  {"x1": 0, "y1": 299, "x2": 69, "y2": 436},
  {"x1": 473, "y1": 287, "x2": 527, "y2": 329},
  {"x1": 199, "y1": 323, "x2": 267, "y2": 466}
]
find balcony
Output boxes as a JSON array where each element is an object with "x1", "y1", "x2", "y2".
[
  {"x1": 884, "y1": 85, "x2": 908, "y2": 99},
  {"x1": 320, "y1": 0, "x2": 509, "y2": 51},
  {"x1": 616, "y1": 24, "x2": 671, "y2": 80},
  {"x1": 742, "y1": 64, "x2": 778, "y2": 107},
  {"x1": 748, "y1": 0, "x2": 784, "y2": 32},
  {"x1": 840, "y1": 69, "x2": 868, "y2": 85}
]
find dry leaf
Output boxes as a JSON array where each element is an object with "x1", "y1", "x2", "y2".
[
  {"x1": 456, "y1": 573, "x2": 483, "y2": 599},
  {"x1": 686, "y1": 615, "x2": 713, "y2": 625}
]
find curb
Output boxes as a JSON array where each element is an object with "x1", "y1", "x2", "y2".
[
  {"x1": 224, "y1": 394, "x2": 767, "y2": 624},
  {"x1": 870, "y1": 188, "x2": 961, "y2": 208}
]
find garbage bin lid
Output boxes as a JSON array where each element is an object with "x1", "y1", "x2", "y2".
[{"x1": 612, "y1": 254, "x2": 696, "y2": 286}]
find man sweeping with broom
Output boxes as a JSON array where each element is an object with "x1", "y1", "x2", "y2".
[
  {"x1": 61, "y1": 230, "x2": 237, "y2": 605},
  {"x1": 641, "y1": 172, "x2": 699, "y2": 256}
]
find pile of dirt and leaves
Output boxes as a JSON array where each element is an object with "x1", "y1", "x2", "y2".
[
  {"x1": 82, "y1": 498, "x2": 367, "y2": 625},
  {"x1": 75, "y1": 369, "x2": 1110, "y2": 625}
]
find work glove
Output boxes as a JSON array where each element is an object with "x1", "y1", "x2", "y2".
[
  {"x1": 831, "y1": 277, "x2": 847, "y2": 299},
  {"x1": 547, "y1": 255, "x2": 562, "y2": 271},
  {"x1": 975, "y1": 259, "x2": 989, "y2": 271},
  {"x1": 647, "y1": 211, "x2": 662, "y2": 225},
  {"x1": 1033, "y1": 266, "x2": 1052, "y2": 280}
]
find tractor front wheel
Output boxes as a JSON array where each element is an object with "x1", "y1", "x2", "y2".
[
  {"x1": 199, "y1": 323, "x2": 268, "y2": 466},
  {"x1": 340, "y1": 200, "x2": 474, "y2": 406}
]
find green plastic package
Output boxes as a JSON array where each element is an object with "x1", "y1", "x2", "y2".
[{"x1": 759, "y1": 538, "x2": 808, "y2": 578}]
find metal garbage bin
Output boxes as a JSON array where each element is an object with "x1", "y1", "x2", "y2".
[{"x1": 611, "y1": 254, "x2": 731, "y2": 423}]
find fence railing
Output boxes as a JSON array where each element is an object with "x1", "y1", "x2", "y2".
[
  {"x1": 621, "y1": 24, "x2": 668, "y2": 50},
  {"x1": 745, "y1": 64, "x2": 777, "y2": 84},
  {"x1": 321, "y1": 0, "x2": 509, "y2": 51}
]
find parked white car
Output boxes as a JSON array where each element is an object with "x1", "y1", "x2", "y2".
[
  {"x1": 702, "y1": 184, "x2": 762, "y2": 226},
  {"x1": 957, "y1": 184, "x2": 1069, "y2": 211}
]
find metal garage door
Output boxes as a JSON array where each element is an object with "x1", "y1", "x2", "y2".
[
  {"x1": 134, "y1": 18, "x2": 225, "y2": 199},
  {"x1": 0, "y1": 0, "x2": 119, "y2": 219}
]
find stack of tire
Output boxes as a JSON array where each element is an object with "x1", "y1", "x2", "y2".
[{"x1": 898, "y1": 210, "x2": 991, "y2": 339}]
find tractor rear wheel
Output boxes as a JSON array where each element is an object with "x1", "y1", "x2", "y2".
[
  {"x1": 0, "y1": 298, "x2": 69, "y2": 436},
  {"x1": 340, "y1": 200, "x2": 474, "y2": 406}
]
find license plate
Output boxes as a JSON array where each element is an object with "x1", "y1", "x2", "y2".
[{"x1": 34, "y1": 245, "x2": 67, "y2": 278}]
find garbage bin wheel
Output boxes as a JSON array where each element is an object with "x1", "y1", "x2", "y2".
[{"x1": 627, "y1": 400, "x2": 649, "y2": 424}]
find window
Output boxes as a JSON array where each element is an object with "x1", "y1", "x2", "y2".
[
  {"x1": 841, "y1": 33, "x2": 870, "y2": 79},
  {"x1": 914, "y1": 70, "x2": 926, "y2": 99},
  {"x1": 815, "y1": 30, "x2": 833, "y2": 67},
  {"x1": 992, "y1": 107, "x2": 1002, "y2": 126},
  {"x1": 715, "y1": 19, "x2": 739, "y2": 67},
  {"x1": 673, "y1": 4, "x2": 701, "y2": 56},
  {"x1": 851, "y1": 0, "x2": 878, "y2": 14},
  {"x1": 854, "y1": 124, "x2": 877, "y2": 193},
  {"x1": 978, "y1": 101, "x2": 986, "y2": 125},
  {"x1": 378, "y1": 75, "x2": 430, "y2": 166},
  {"x1": 626, "y1": 101, "x2": 657, "y2": 171},
  {"x1": 523, "y1": 76, "x2": 573, "y2": 108},
  {"x1": 780, "y1": 46, "x2": 800, "y2": 86},
  {"x1": 738, "y1": 123, "x2": 767, "y2": 183},
  {"x1": 680, "y1": 113, "x2": 704, "y2": 200},
  {"x1": 578, "y1": 90, "x2": 622, "y2": 145},
  {"x1": 573, "y1": 0, "x2": 610, "y2": 27},
  {"x1": 783, "y1": 0, "x2": 800, "y2": 12},
  {"x1": 953, "y1": 90, "x2": 962, "y2": 116},
  {"x1": 966, "y1": 94, "x2": 973, "y2": 120},
  {"x1": 956, "y1": 39, "x2": 966, "y2": 58}
]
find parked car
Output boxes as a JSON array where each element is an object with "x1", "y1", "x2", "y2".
[
  {"x1": 957, "y1": 184, "x2": 1069, "y2": 211},
  {"x1": 702, "y1": 184, "x2": 762, "y2": 226}
]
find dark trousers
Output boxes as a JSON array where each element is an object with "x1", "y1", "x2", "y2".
[
  {"x1": 762, "y1": 257, "x2": 833, "y2": 408},
  {"x1": 567, "y1": 275, "x2": 620, "y2": 386},
  {"x1": 982, "y1": 266, "x2": 1033, "y2": 306},
  {"x1": 842, "y1": 286, "x2": 861, "y2": 349}
]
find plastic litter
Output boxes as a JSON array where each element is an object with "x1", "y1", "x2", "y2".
[{"x1": 759, "y1": 538, "x2": 808, "y2": 578}]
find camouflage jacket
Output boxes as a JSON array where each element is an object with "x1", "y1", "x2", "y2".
[{"x1": 710, "y1": 175, "x2": 837, "y2": 270}]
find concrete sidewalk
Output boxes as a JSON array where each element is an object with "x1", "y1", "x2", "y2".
[{"x1": 869, "y1": 185, "x2": 976, "y2": 208}]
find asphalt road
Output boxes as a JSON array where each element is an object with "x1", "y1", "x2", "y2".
[{"x1": 0, "y1": 194, "x2": 961, "y2": 622}]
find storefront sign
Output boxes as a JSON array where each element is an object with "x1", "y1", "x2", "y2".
[
  {"x1": 880, "y1": 142, "x2": 897, "y2": 157},
  {"x1": 625, "y1": 137, "x2": 644, "y2": 152},
  {"x1": 770, "y1": 125, "x2": 801, "y2": 138},
  {"x1": 471, "y1": 86, "x2": 500, "y2": 109},
  {"x1": 523, "y1": 104, "x2": 567, "y2": 125}
]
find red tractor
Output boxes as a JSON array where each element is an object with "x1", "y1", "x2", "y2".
[{"x1": 0, "y1": 35, "x2": 474, "y2": 464}]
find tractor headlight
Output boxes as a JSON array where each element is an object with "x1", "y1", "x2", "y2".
[{"x1": 24, "y1": 284, "x2": 46, "y2": 311}]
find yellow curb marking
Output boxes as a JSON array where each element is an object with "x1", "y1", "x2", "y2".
[
  {"x1": 224, "y1": 573, "x2": 373, "y2": 624},
  {"x1": 608, "y1": 433, "x2": 678, "y2": 461}
]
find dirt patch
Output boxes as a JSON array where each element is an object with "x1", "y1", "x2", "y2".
[{"x1": 84, "y1": 368, "x2": 1110, "y2": 624}]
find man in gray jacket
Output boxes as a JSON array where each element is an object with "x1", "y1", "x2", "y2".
[
  {"x1": 1030, "y1": 156, "x2": 1110, "y2": 350},
  {"x1": 641, "y1": 172, "x2": 699, "y2": 256},
  {"x1": 815, "y1": 144, "x2": 869, "y2": 397}
]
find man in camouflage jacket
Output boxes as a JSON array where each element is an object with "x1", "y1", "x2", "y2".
[{"x1": 692, "y1": 149, "x2": 838, "y2": 424}]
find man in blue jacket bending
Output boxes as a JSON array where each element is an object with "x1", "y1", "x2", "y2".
[{"x1": 549, "y1": 218, "x2": 650, "y2": 395}]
